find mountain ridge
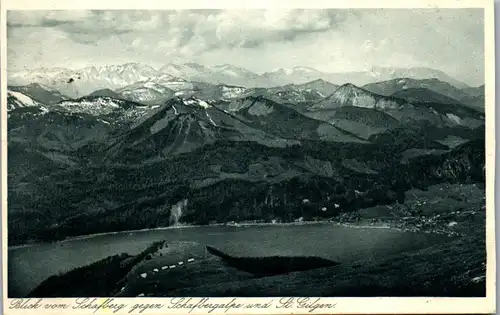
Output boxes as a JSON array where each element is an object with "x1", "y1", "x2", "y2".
[
  {"x1": 8, "y1": 63, "x2": 475, "y2": 99},
  {"x1": 309, "y1": 83, "x2": 407, "y2": 111}
]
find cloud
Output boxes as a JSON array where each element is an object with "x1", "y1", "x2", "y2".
[
  {"x1": 6, "y1": 9, "x2": 485, "y2": 86},
  {"x1": 7, "y1": 11, "x2": 90, "y2": 27},
  {"x1": 7, "y1": 10, "x2": 347, "y2": 47},
  {"x1": 8, "y1": 10, "x2": 155, "y2": 43}
]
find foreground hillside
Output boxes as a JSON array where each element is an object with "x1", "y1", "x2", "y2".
[{"x1": 27, "y1": 183, "x2": 486, "y2": 298}]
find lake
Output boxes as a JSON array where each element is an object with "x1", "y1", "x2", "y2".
[{"x1": 8, "y1": 223, "x2": 450, "y2": 297}]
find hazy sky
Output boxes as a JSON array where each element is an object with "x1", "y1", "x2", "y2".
[{"x1": 7, "y1": 9, "x2": 485, "y2": 86}]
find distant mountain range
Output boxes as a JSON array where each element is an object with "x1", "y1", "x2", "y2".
[
  {"x1": 8, "y1": 74, "x2": 485, "y2": 116},
  {"x1": 8, "y1": 63, "x2": 477, "y2": 99},
  {"x1": 7, "y1": 79, "x2": 485, "y2": 158},
  {"x1": 8, "y1": 63, "x2": 160, "y2": 98},
  {"x1": 8, "y1": 73, "x2": 484, "y2": 114},
  {"x1": 261, "y1": 66, "x2": 471, "y2": 90}
]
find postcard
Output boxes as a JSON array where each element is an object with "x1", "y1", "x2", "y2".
[{"x1": 1, "y1": 0, "x2": 496, "y2": 314}]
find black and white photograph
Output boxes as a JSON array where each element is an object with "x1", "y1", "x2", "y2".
[{"x1": 2, "y1": 1, "x2": 496, "y2": 313}]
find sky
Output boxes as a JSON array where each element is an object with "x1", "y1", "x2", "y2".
[{"x1": 7, "y1": 9, "x2": 485, "y2": 86}]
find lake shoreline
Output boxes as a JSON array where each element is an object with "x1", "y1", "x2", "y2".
[
  {"x1": 8, "y1": 220, "x2": 406, "y2": 250},
  {"x1": 9, "y1": 183, "x2": 483, "y2": 250}
]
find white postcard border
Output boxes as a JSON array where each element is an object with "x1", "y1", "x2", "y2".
[{"x1": 0, "y1": 0, "x2": 496, "y2": 314}]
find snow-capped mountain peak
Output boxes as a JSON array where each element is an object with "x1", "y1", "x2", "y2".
[
  {"x1": 268, "y1": 66, "x2": 319, "y2": 75},
  {"x1": 211, "y1": 64, "x2": 235, "y2": 70},
  {"x1": 292, "y1": 66, "x2": 318, "y2": 72},
  {"x1": 183, "y1": 97, "x2": 211, "y2": 109},
  {"x1": 160, "y1": 63, "x2": 209, "y2": 76},
  {"x1": 211, "y1": 64, "x2": 253, "y2": 74},
  {"x1": 116, "y1": 74, "x2": 192, "y2": 103},
  {"x1": 8, "y1": 63, "x2": 162, "y2": 98},
  {"x1": 58, "y1": 97, "x2": 120, "y2": 114},
  {"x1": 220, "y1": 85, "x2": 250, "y2": 99},
  {"x1": 8, "y1": 62, "x2": 472, "y2": 103},
  {"x1": 7, "y1": 90, "x2": 41, "y2": 111},
  {"x1": 269, "y1": 68, "x2": 295, "y2": 75}
]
